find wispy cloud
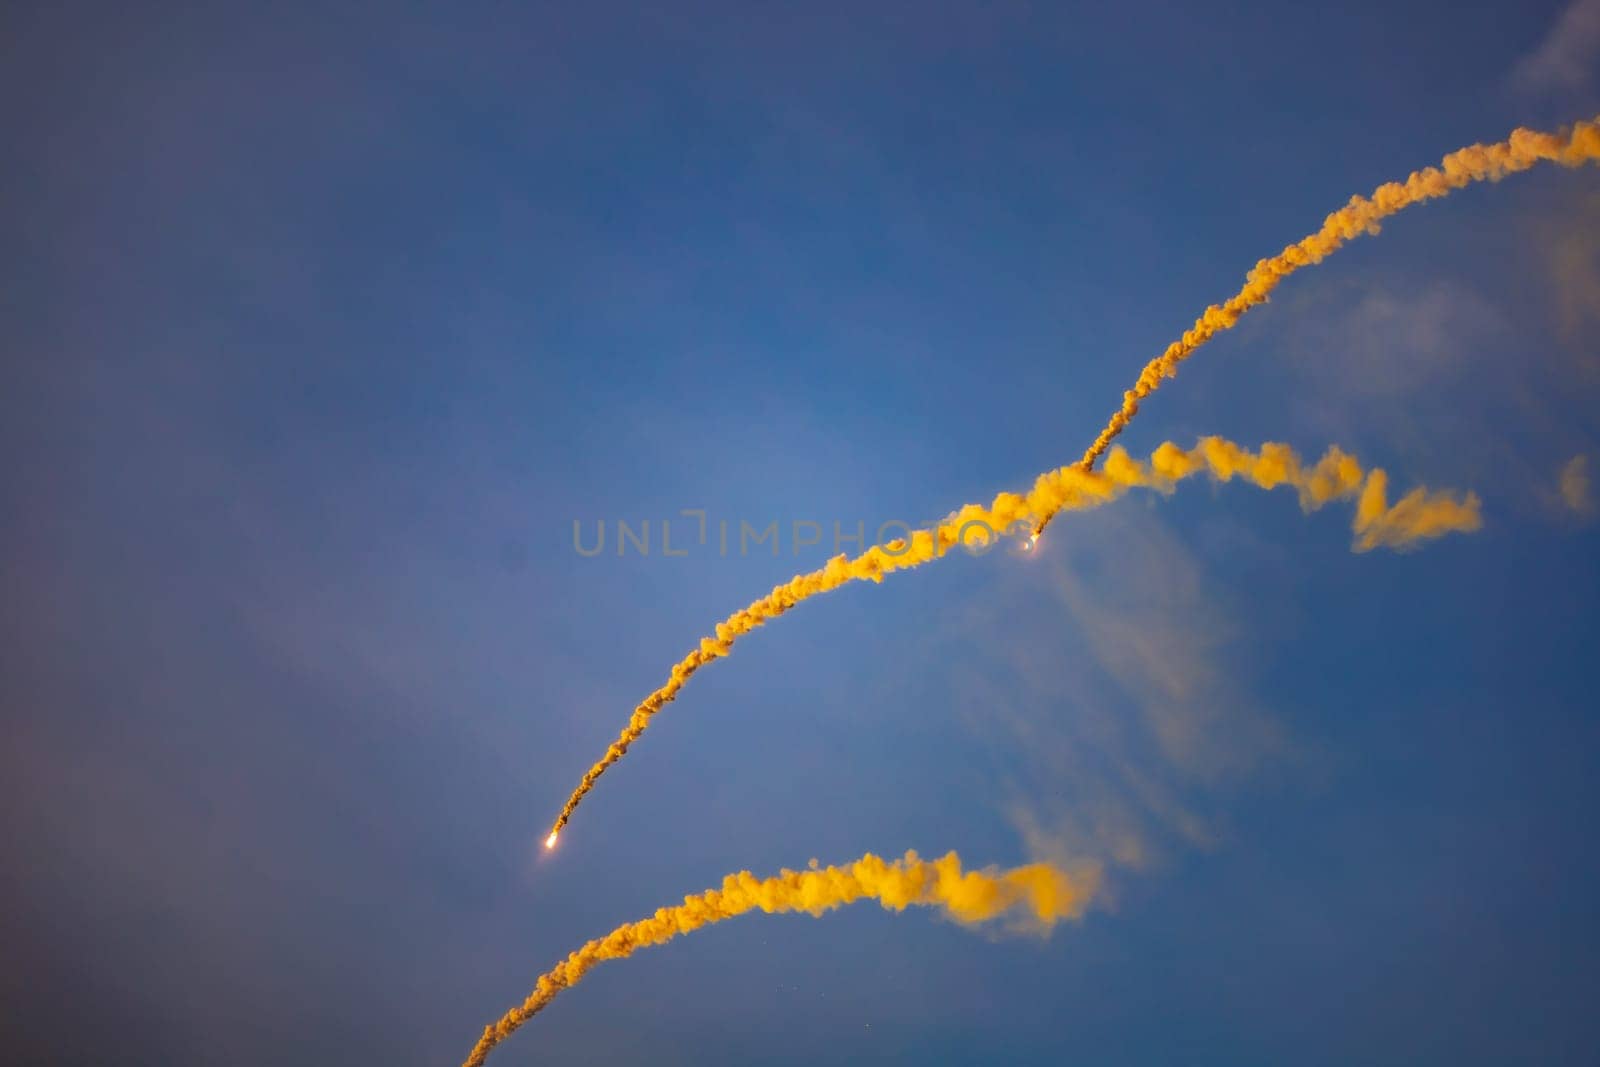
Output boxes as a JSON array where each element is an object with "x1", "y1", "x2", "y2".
[
  {"x1": 1285, "y1": 280, "x2": 1508, "y2": 408},
  {"x1": 1558, "y1": 453, "x2": 1596, "y2": 517},
  {"x1": 910, "y1": 503, "x2": 1289, "y2": 883},
  {"x1": 1543, "y1": 190, "x2": 1600, "y2": 374},
  {"x1": 1511, "y1": 0, "x2": 1600, "y2": 95},
  {"x1": 1266, "y1": 261, "x2": 1595, "y2": 523}
]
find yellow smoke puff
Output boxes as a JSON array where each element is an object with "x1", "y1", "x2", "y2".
[
  {"x1": 461, "y1": 850, "x2": 1100, "y2": 1067},
  {"x1": 1352, "y1": 470, "x2": 1483, "y2": 552}
]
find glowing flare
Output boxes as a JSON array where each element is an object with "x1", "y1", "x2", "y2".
[
  {"x1": 459, "y1": 850, "x2": 1099, "y2": 1067},
  {"x1": 544, "y1": 832, "x2": 558, "y2": 850}
]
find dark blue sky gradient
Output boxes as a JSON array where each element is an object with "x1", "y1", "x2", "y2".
[{"x1": 4, "y1": 2, "x2": 1599, "y2": 1063}]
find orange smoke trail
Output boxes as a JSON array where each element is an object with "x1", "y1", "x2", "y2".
[
  {"x1": 460, "y1": 850, "x2": 1098, "y2": 1067},
  {"x1": 547, "y1": 436, "x2": 1479, "y2": 842},
  {"x1": 1067, "y1": 116, "x2": 1600, "y2": 482}
]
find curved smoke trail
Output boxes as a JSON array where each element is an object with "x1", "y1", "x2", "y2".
[
  {"x1": 546, "y1": 435, "x2": 1483, "y2": 844},
  {"x1": 461, "y1": 850, "x2": 1099, "y2": 1067},
  {"x1": 1061, "y1": 116, "x2": 1600, "y2": 497}
]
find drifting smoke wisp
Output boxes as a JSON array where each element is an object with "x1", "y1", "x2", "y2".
[
  {"x1": 462, "y1": 850, "x2": 1099, "y2": 1067},
  {"x1": 546, "y1": 436, "x2": 1481, "y2": 844}
]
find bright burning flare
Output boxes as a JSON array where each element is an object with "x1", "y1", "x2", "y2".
[{"x1": 544, "y1": 832, "x2": 559, "y2": 850}]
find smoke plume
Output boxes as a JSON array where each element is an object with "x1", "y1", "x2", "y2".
[{"x1": 461, "y1": 850, "x2": 1099, "y2": 1067}]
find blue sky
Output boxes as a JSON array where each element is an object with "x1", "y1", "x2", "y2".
[{"x1": 4, "y1": 2, "x2": 1599, "y2": 1063}]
